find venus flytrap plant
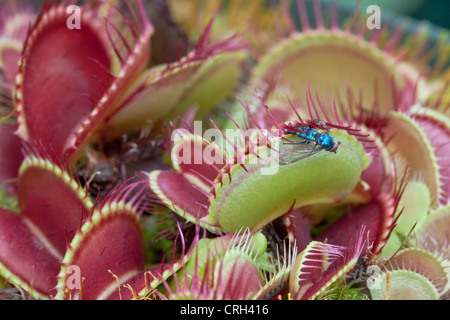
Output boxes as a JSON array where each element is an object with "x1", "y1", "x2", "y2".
[
  {"x1": 0, "y1": 153, "x2": 94, "y2": 299},
  {"x1": 147, "y1": 93, "x2": 370, "y2": 234},
  {"x1": 226, "y1": 4, "x2": 450, "y2": 297},
  {"x1": 370, "y1": 269, "x2": 440, "y2": 300},
  {"x1": 414, "y1": 204, "x2": 450, "y2": 260},
  {"x1": 241, "y1": 0, "x2": 450, "y2": 224},
  {"x1": 0, "y1": 0, "x2": 35, "y2": 102},
  {"x1": 14, "y1": 0, "x2": 154, "y2": 162},
  {"x1": 0, "y1": 149, "x2": 182, "y2": 300},
  {"x1": 369, "y1": 243, "x2": 448, "y2": 299},
  {"x1": 289, "y1": 226, "x2": 366, "y2": 300},
  {"x1": 232, "y1": 0, "x2": 449, "y2": 210},
  {"x1": 0, "y1": 120, "x2": 23, "y2": 194},
  {"x1": 0, "y1": 1, "x2": 35, "y2": 194},
  {"x1": 166, "y1": 0, "x2": 289, "y2": 58},
  {"x1": 11, "y1": 0, "x2": 246, "y2": 166},
  {"x1": 207, "y1": 129, "x2": 368, "y2": 232},
  {"x1": 55, "y1": 184, "x2": 147, "y2": 300},
  {"x1": 364, "y1": 184, "x2": 450, "y2": 299},
  {"x1": 0, "y1": 0, "x2": 449, "y2": 301},
  {"x1": 385, "y1": 248, "x2": 448, "y2": 294},
  {"x1": 155, "y1": 229, "x2": 297, "y2": 300},
  {"x1": 0, "y1": 1, "x2": 248, "y2": 299},
  {"x1": 263, "y1": 81, "x2": 450, "y2": 301},
  {"x1": 248, "y1": 0, "x2": 427, "y2": 119}
]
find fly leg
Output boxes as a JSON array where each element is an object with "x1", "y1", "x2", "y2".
[{"x1": 310, "y1": 119, "x2": 330, "y2": 134}]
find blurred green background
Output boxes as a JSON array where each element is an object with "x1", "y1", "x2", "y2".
[{"x1": 410, "y1": 1, "x2": 450, "y2": 30}]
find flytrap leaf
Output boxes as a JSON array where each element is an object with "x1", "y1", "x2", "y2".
[
  {"x1": 384, "y1": 111, "x2": 443, "y2": 205},
  {"x1": 55, "y1": 197, "x2": 145, "y2": 300},
  {"x1": 101, "y1": 61, "x2": 205, "y2": 137},
  {"x1": 157, "y1": 230, "x2": 296, "y2": 300},
  {"x1": 206, "y1": 129, "x2": 370, "y2": 232},
  {"x1": 248, "y1": 0, "x2": 441, "y2": 117},
  {"x1": 18, "y1": 155, "x2": 94, "y2": 256},
  {"x1": 15, "y1": 1, "x2": 153, "y2": 162},
  {"x1": 0, "y1": 155, "x2": 93, "y2": 299},
  {"x1": 16, "y1": 3, "x2": 114, "y2": 159},
  {"x1": 381, "y1": 181, "x2": 430, "y2": 257},
  {"x1": 315, "y1": 180, "x2": 403, "y2": 260},
  {"x1": 289, "y1": 230, "x2": 365, "y2": 300},
  {"x1": 162, "y1": 231, "x2": 267, "y2": 300},
  {"x1": 414, "y1": 204, "x2": 450, "y2": 258},
  {"x1": 0, "y1": 0, "x2": 35, "y2": 92},
  {"x1": 148, "y1": 126, "x2": 369, "y2": 233},
  {"x1": 0, "y1": 121, "x2": 23, "y2": 193},
  {"x1": 101, "y1": 37, "x2": 247, "y2": 137},
  {"x1": 0, "y1": 208, "x2": 61, "y2": 299},
  {"x1": 369, "y1": 269, "x2": 440, "y2": 300},
  {"x1": 174, "y1": 51, "x2": 247, "y2": 117},
  {"x1": 409, "y1": 105, "x2": 450, "y2": 204},
  {"x1": 384, "y1": 248, "x2": 448, "y2": 295},
  {"x1": 251, "y1": 29, "x2": 415, "y2": 119}
]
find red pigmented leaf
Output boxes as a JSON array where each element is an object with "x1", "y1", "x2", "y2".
[
  {"x1": 18, "y1": 157, "x2": 92, "y2": 256},
  {"x1": 149, "y1": 170, "x2": 209, "y2": 220},
  {"x1": 290, "y1": 229, "x2": 365, "y2": 300},
  {"x1": 57, "y1": 205, "x2": 145, "y2": 300},
  {"x1": 148, "y1": 134, "x2": 227, "y2": 225},
  {"x1": 283, "y1": 208, "x2": 313, "y2": 254},
  {"x1": 112, "y1": 224, "x2": 201, "y2": 300},
  {"x1": 0, "y1": 155, "x2": 93, "y2": 299},
  {"x1": 315, "y1": 192, "x2": 399, "y2": 259},
  {"x1": 69, "y1": 1, "x2": 154, "y2": 155},
  {"x1": 16, "y1": 3, "x2": 113, "y2": 160},
  {"x1": 16, "y1": 1, "x2": 154, "y2": 163},
  {"x1": 412, "y1": 109, "x2": 450, "y2": 204},
  {"x1": 216, "y1": 254, "x2": 264, "y2": 300},
  {"x1": 0, "y1": 122, "x2": 23, "y2": 193},
  {"x1": 0, "y1": 45, "x2": 21, "y2": 90},
  {"x1": 171, "y1": 135, "x2": 227, "y2": 186},
  {"x1": 386, "y1": 248, "x2": 448, "y2": 293},
  {"x1": 0, "y1": 208, "x2": 61, "y2": 298},
  {"x1": 0, "y1": 0, "x2": 35, "y2": 93}
]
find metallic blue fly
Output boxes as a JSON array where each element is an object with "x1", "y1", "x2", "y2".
[{"x1": 279, "y1": 120, "x2": 340, "y2": 165}]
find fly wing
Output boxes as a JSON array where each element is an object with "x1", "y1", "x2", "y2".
[{"x1": 278, "y1": 143, "x2": 319, "y2": 165}]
